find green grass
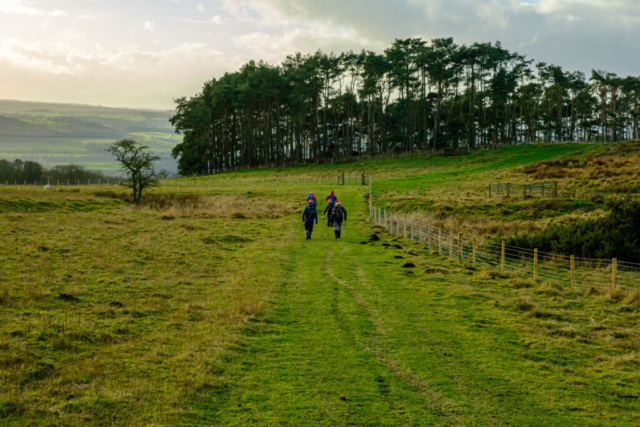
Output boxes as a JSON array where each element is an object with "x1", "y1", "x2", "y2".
[{"x1": 2, "y1": 144, "x2": 640, "y2": 425}]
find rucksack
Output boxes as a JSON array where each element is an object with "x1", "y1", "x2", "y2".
[
  {"x1": 327, "y1": 198, "x2": 335, "y2": 209},
  {"x1": 332, "y1": 206, "x2": 343, "y2": 221},
  {"x1": 306, "y1": 205, "x2": 317, "y2": 220}
]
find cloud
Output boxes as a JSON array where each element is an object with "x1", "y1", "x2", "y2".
[
  {"x1": 0, "y1": 37, "x2": 86, "y2": 75},
  {"x1": 0, "y1": 35, "x2": 222, "y2": 77},
  {"x1": 222, "y1": 0, "x2": 640, "y2": 76},
  {"x1": 0, "y1": 0, "x2": 67, "y2": 17},
  {"x1": 3, "y1": 0, "x2": 640, "y2": 109}
]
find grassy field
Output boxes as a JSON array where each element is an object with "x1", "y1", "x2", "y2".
[{"x1": 2, "y1": 144, "x2": 640, "y2": 425}]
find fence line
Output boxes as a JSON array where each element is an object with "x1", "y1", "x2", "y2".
[
  {"x1": 369, "y1": 204, "x2": 639, "y2": 293},
  {"x1": 1, "y1": 179, "x2": 120, "y2": 187},
  {"x1": 489, "y1": 182, "x2": 558, "y2": 199}
]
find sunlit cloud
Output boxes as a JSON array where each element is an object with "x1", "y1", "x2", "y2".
[
  {"x1": 0, "y1": 0, "x2": 66, "y2": 17},
  {"x1": 1, "y1": 0, "x2": 639, "y2": 109}
]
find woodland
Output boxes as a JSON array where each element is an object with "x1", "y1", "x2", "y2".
[{"x1": 170, "y1": 37, "x2": 640, "y2": 175}]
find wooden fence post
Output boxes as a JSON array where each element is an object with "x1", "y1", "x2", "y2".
[
  {"x1": 534, "y1": 249, "x2": 538, "y2": 280},
  {"x1": 501, "y1": 240, "x2": 506, "y2": 274},
  {"x1": 458, "y1": 233, "x2": 463, "y2": 263},
  {"x1": 570, "y1": 255, "x2": 575, "y2": 291},
  {"x1": 369, "y1": 177, "x2": 373, "y2": 212},
  {"x1": 612, "y1": 258, "x2": 618, "y2": 291},
  {"x1": 472, "y1": 238, "x2": 476, "y2": 269},
  {"x1": 403, "y1": 217, "x2": 408, "y2": 238},
  {"x1": 449, "y1": 234, "x2": 454, "y2": 259}
]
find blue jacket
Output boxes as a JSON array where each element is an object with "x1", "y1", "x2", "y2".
[{"x1": 302, "y1": 205, "x2": 318, "y2": 223}]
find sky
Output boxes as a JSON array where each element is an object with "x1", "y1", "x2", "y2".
[{"x1": 1, "y1": 0, "x2": 639, "y2": 110}]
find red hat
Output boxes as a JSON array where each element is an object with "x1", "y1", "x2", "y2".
[
  {"x1": 336, "y1": 200, "x2": 341, "y2": 205},
  {"x1": 308, "y1": 200, "x2": 313, "y2": 205}
]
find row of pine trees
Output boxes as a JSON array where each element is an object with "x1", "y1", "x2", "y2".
[{"x1": 170, "y1": 37, "x2": 640, "y2": 175}]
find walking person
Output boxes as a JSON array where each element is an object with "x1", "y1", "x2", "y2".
[
  {"x1": 302, "y1": 200, "x2": 318, "y2": 240},
  {"x1": 307, "y1": 192, "x2": 318, "y2": 207},
  {"x1": 325, "y1": 190, "x2": 337, "y2": 204},
  {"x1": 323, "y1": 190, "x2": 337, "y2": 227},
  {"x1": 332, "y1": 201, "x2": 347, "y2": 239}
]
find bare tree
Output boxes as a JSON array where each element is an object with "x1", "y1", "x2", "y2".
[{"x1": 108, "y1": 139, "x2": 160, "y2": 203}]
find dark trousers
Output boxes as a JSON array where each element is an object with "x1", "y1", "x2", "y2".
[
  {"x1": 333, "y1": 220, "x2": 342, "y2": 238},
  {"x1": 327, "y1": 215, "x2": 333, "y2": 227},
  {"x1": 304, "y1": 222, "x2": 314, "y2": 236}
]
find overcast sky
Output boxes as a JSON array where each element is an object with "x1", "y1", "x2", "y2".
[{"x1": 1, "y1": 0, "x2": 638, "y2": 110}]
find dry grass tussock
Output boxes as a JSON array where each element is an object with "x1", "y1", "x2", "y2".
[
  {"x1": 518, "y1": 143, "x2": 640, "y2": 190},
  {"x1": 405, "y1": 210, "x2": 541, "y2": 238},
  {"x1": 137, "y1": 193, "x2": 296, "y2": 219}
]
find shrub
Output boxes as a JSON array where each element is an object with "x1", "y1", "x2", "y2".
[{"x1": 505, "y1": 200, "x2": 640, "y2": 262}]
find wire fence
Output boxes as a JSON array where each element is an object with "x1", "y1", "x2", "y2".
[
  {"x1": 1, "y1": 175, "x2": 342, "y2": 189},
  {"x1": 489, "y1": 182, "x2": 558, "y2": 199},
  {"x1": 168, "y1": 174, "x2": 339, "y2": 188},
  {"x1": 1, "y1": 179, "x2": 120, "y2": 187},
  {"x1": 370, "y1": 204, "x2": 640, "y2": 293}
]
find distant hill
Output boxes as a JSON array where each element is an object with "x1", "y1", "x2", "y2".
[
  {"x1": 0, "y1": 99, "x2": 181, "y2": 173},
  {"x1": 0, "y1": 115, "x2": 63, "y2": 137}
]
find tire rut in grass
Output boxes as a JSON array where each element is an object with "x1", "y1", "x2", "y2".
[{"x1": 323, "y1": 250, "x2": 468, "y2": 423}]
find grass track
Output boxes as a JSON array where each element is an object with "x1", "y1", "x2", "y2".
[{"x1": 196, "y1": 185, "x2": 640, "y2": 425}]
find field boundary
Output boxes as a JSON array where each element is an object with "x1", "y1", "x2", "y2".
[{"x1": 369, "y1": 203, "x2": 639, "y2": 293}]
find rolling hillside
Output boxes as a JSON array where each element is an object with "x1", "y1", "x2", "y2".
[{"x1": 0, "y1": 99, "x2": 181, "y2": 174}]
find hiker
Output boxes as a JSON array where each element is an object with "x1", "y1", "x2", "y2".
[
  {"x1": 302, "y1": 200, "x2": 318, "y2": 240},
  {"x1": 307, "y1": 192, "x2": 318, "y2": 207},
  {"x1": 332, "y1": 200, "x2": 347, "y2": 239},
  {"x1": 323, "y1": 190, "x2": 337, "y2": 227},
  {"x1": 325, "y1": 190, "x2": 337, "y2": 204}
]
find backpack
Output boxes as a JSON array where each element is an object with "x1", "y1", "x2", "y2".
[
  {"x1": 332, "y1": 206, "x2": 343, "y2": 221},
  {"x1": 308, "y1": 196, "x2": 317, "y2": 206},
  {"x1": 306, "y1": 205, "x2": 317, "y2": 220},
  {"x1": 327, "y1": 198, "x2": 335, "y2": 209}
]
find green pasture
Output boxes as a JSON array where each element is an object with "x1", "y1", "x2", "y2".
[{"x1": 2, "y1": 144, "x2": 640, "y2": 425}]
